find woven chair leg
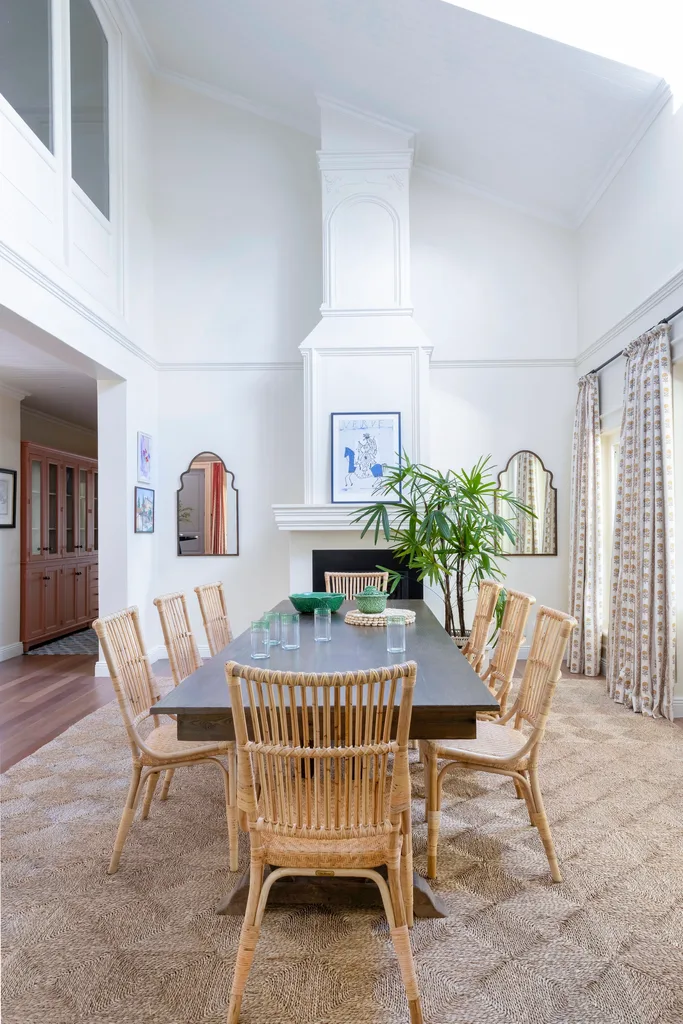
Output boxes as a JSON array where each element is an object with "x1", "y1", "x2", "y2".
[
  {"x1": 387, "y1": 864, "x2": 423, "y2": 1024},
  {"x1": 401, "y1": 809, "x2": 414, "y2": 928},
  {"x1": 108, "y1": 765, "x2": 145, "y2": 874},
  {"x1": 160, "y1": 768, "x2": 175, "y2": 801},
  {"x1": 529, "y1": 766, "x2": 562, "y2": 883},
  {"x1": 221, "y1": 758, "x2": 239, "y2": 872},
  {"x1": 141, "y1": 771, "x2": 160, "y2": 820},
  {"x1": 426, "y1": 753, "x2": 441, "y2": 880},
  {"x1": 227, "y1": 860, "x2": 265, "y2": 1024}
]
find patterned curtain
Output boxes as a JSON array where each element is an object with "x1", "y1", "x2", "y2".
[
  {"x1": 568, "y1": 374, "x2": 602, "y2": 675},
  {"x1": 514, "y1": 452, "x2": 535, "y2": 554},
  {"x1": 607, "y1": 325, "x2": 676, "y2": 719}
]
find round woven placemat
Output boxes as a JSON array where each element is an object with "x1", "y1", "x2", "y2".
[{"x1": 344, "y1": 608, "x2": 416, "y2": 627}]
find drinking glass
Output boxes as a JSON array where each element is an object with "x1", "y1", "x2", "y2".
[
  {"x1": 263, "y1": 611, "x2": 281, "y2": 646},
  {"x1": 314, "y1": 606, "x2": 332, "y2": 642},
  {"x1": 386, "y1": 614, "x2": 406, "y2": 654},
  {"x1": 281, "y1": 612, "x2": 300, "y2": 650},
  {"x1": 250, "y1": 619, "x2": 270, "y2": 659}
]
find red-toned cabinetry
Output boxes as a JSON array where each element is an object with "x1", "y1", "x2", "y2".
[{"x1": 20, "y1": 443, "x2": 98, "y2": 651}]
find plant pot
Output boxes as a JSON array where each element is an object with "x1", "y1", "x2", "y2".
[{"x1": 451, "y1": 630, "x2": 470, "y2": 650}]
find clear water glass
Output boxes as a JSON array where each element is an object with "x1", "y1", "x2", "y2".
[
  {"x1": 281, "y1": 612, "x2": 300, "y2": 650},
  {"x1": 386, "y1": 614, "x2": 406, "y2": 654},
  {"x1": 250, "y1": 619, "x2": 270, "y2": 659},
  {"x1": 263, "y1": 611, "x2": 281, "y2": 645},
  {"x1": 314, "y1": 606, "x2": 332, "y2": 642}
]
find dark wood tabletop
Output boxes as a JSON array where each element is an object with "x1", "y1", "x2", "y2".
[{"x1": 151, "y1": 599, "x2": 498, "y2": 741}]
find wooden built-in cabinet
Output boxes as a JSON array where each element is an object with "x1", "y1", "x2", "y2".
[{"x1": 20, "y1": 443, "x2": 99, "y2": 651}]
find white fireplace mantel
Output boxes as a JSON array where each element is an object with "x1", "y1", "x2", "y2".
[{"x1": 273, "y1": 503, "x2": 400, "y2": 532}]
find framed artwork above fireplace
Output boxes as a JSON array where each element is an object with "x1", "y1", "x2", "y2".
[{"x1": 330, "y1": 412, "x2": 401, "y2": 504}]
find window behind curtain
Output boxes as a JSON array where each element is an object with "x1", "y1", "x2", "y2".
[
  {"x1": 70, "y1": 0, "x2": 109, "y2": 217},
  {"x1": 0, "y1": 0, "x2": 53, "y2": 151}
]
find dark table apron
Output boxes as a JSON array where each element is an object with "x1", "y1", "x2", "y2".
[{"x1": 151, "y1": 598, "x2": 497, "y2": 918}]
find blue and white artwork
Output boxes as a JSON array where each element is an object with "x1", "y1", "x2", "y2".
[{"x1": 330, "y1": 412, "x2": 401, "y2": 504}]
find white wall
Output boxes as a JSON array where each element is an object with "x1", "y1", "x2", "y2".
[
  {"x1": 578, "y1": 99, "x2": 683, "y2": 355},
  {"x1": 0, "y1": 389, "x2": 22, "y2": 660},
  {"x1": 412, "y1": 170, "x2": 578, "y2": 360},
  {"x1": 21, "y1": 408, "x2": 97, "y2": 458},
  {"x1": 151, "y1": 80, "x2": 321, "y2": 365},
  {"x1": 156, "y1": 368, "x2": 303, "y2": 642}
]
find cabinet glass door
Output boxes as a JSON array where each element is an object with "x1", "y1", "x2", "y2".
[
  {"x1": 47, "y1": 462, "x2": 59, "y2": 555},
  {"x1": 93, "y1": 471, "x2": 98, "y2": 551},
  {"x1": 31, "y1": 459, "x2": 42, "y2": 555},
  {"x1": 79, "y1": 469, "x2": 87, "y2": 552},
  {"x1": 65, "y1": 466, "x2": 75, "y2": 553}
]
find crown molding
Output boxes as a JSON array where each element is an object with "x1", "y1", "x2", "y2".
[
  {"x1": 158, "y1": 70, "x2": 316, "y2": 137},
  {"x1": 21, "y1": 406, "x2": 97, "y2": 436},
  {"x1": 576, "y1": 79, "x2": 672, "y2": 227},
  {"x1": 316, "y1": 94, "x2": 417, "y2": 142},
  {"x1": 318, "y1": 152, "x2": 414, "y2": 171},
  {"x1": 577, "y1": 265, "x2": 683, "y2": 369},
  {"x1": 0, "y1": 380, "x2": 30, "y2": 400},
  {"x1": 414, "y1": 163, "x2": 573, "y2": 230},
  {"x1": 111, "y1": 0, "x2": 158, "y2": 70}
]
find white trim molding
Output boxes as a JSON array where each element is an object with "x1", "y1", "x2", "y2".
[
  {"x1": 577, "y1": 265, "x2": 683, "y2": 370},
  {"x1": 0, "y1": 642, "x2": 24, "y2": 663}
]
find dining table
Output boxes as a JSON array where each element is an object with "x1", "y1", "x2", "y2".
[{"x1": 151, "y1": 598, "x2": 498, "y2": 918}]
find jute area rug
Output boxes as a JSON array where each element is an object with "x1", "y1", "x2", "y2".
[{"x1": 2, "y1": 674, "x2": 682, "y2": 1024}]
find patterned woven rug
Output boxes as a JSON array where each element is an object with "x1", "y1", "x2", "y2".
[
  {"x1": 2, "y1": 674, "x2": 682, "y2": 1024},
  {"x1": 26, "y1": 628, "x2": 99, "y2": 655}
]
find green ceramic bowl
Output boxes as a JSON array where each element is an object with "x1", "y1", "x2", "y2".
[
  {"x1": 288, "y1": 592, "x2": 345, "y2": 614},
  {"x1": 355, "y1": 592, "x2": 388, "y2": 614}
]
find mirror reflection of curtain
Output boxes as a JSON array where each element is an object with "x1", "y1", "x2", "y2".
[
  {"x1": 210, "y1": 461, "x2": 227, "y2": 555},
  {"x1": 514, "y1": 451, "x2": 536, "y2": 554}
]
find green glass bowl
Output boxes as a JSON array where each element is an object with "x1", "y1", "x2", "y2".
[
  {"x1": 355, "y1": 593, "x2": 388, "y2": 614},
  {"x1": 288, "y1": 592, "x2": 345, "y2": 614}
]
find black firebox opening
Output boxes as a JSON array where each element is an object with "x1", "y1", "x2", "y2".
[{"x1": 311, "y1": 550, "x2": 423, "y2": 600}]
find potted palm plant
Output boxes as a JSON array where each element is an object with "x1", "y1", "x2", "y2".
[{"x1": 351, "y1": 455, "x2": 531, "y2": 643}]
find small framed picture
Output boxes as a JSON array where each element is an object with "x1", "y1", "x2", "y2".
[
  {"x1": 134, "y1": 487, "x2": 155, "y2": 533},
  {"x1": 330, "y1": 412, "x2": 401, "y2": 504},
  {"x1": 137, "y1": 431, "x2": 152, "y2": 484},
  {"x1": 0, "y1": 468, "x2": 17, "y2": 528}
]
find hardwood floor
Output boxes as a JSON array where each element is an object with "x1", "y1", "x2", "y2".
[{"x1": 0, "y1": 654, "x2": 112, "y2": 773}]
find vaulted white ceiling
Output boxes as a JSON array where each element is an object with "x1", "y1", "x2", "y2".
[
  {"x1": 0, "y1": 330, "x2": 98, "y2": 430},
  {"x1": 126, "y1": 0, "x2": 668, "y2": 226}
]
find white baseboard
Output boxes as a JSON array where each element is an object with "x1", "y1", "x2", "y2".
[
  {"x1": 95, "y1": 643, "x2": 211, "y2": 678},
  {"x1": 672, "y1": 697, "x2": 683, "y2": 719},
  {"x1": 0, "y1": 641, "x2": 23, "y2": 663}
]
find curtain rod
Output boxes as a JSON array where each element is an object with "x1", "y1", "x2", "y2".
[{"x1": 589, "y1": 303, "x2": 683, "y2": 375}]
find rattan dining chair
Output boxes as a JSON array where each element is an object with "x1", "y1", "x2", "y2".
[
  {"x1": 324, "y1": 570, "x2": 389, "y2": 599},
  {"x1": 93, "y1": 607, "x2": 239, "y2": 874},
  {"x1": 422, "y1": 606, "x2": 576, "y2": 881},
  {"x1": 224, "y1": 660, "x2": 424, "y2": 1024},
  {"x1": 461, "y1": 579, "x2": 503, "y2": 671},
  {"x1": 479, "y1": 588, "x2": 535, "y2": 718},
  {"x1": 153, "y1": 591, "x2": 238, "y2": 865},
  {"x1": 195, "y1": 581, "x2": 233, "y2": 656}
]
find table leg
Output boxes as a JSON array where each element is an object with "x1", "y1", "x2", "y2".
[{"x1": 215, "y1": 865, "x2": 448, "y2": 919}]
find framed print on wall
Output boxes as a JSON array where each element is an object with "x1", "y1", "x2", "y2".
[
  {"x1": 137, "y1": 431, "x2": 152, "y2": 484},
  {"x1": 0, "y1": 468, "x2": 17, "y2": 528},
  {"x1": 330, "y1": 412, "x2": 401, "y2": 504},
  {"x1": 134, "y1": 487, "x2": 155, "y2": 533}
]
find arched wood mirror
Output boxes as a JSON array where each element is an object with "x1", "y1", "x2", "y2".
[
  {"x1": 177, "y1": 452, "x2": 239, "y2": 556},
  {"x1": 495, "y1": 450, "x2": 557, "y2": 555}
]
